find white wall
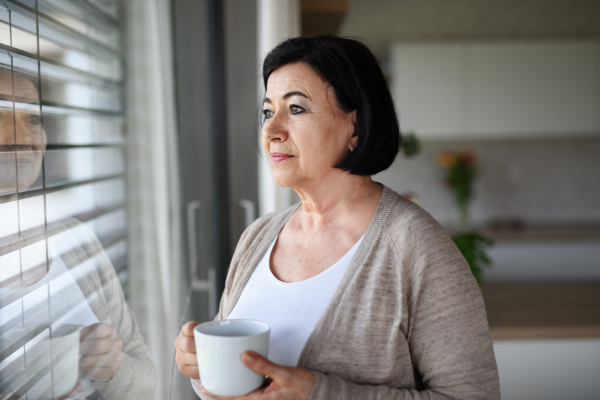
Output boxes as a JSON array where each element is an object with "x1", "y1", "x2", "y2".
[{"x1": 257, "y1": 0, "x2": 301, "y2": 216}]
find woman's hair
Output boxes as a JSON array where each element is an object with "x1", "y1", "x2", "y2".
[{"x1": 262, "y1": 35, "x2": 401, "y2": 176}]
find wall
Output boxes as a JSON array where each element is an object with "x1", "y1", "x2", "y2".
[
  {"x1": 341, "y1": 0, "x2": 600, "y2": 59},
  {"x1": 374, "y1": 138, "x2": 600, "y2": 228}
]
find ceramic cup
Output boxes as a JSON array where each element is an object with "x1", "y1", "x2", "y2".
[
  {"x1": 194, "y1": 319, "x2": 270, "y2": 397},
  {"x1": 49, "y1": 324, "x2": 81, "y2": 397},
  {"x1": 5, "y1": 324, "x2": 80, "y2": 398}
]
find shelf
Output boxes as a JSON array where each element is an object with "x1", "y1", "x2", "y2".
[
  {"x1": 481, "y1": 225, "x2": 600, "y2": 242},
  {"x1": 480, "y1": 282, "x2": 600, "y2": 340}
]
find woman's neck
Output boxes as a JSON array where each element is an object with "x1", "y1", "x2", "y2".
[{"x1": 291, "y1": 173, "x2": 382, "y2": 234}]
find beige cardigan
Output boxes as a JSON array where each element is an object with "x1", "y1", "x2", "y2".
[
  {"x1": 57, "y1": 218, "x2": 157, "y2": 399},
  {"x1": 193, "y1": 185, "x2": 500, "y2": 399}
]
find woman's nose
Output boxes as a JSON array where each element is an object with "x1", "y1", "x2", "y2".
[{"x1": 262, "y1": 110, "x2": 288, "y2": 143}]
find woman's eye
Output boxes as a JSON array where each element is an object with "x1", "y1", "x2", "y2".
[
  {"x1": 26, "y1": 114, "x2": 41, "y2": 125},
  {"x1": 262, "y1": 109, "x2": 274, "y2": 119},
  {"x1": 290, "y1": 105, "x2": 304, "y2": 114}
]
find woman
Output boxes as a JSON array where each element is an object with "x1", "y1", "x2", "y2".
[
  {"x1": 174, "y1": 35, "x2": 500, "y2": 400},
  {"x1": 0, "y1": 67, "x2": 156, "y2": 399}
]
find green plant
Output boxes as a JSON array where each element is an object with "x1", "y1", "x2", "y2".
[
  {"x1": 451, "y1": 231, "x2": 493, "y2": 284},
  {"x1": 401, "y1": 131, "x2": 420, "y2": 158},
  {"x1": 437, "y1": 150, "x2": 477, "y2": 225},
  {"x1": 436, "y1": 149, "x2": 493, "y2": 283}
]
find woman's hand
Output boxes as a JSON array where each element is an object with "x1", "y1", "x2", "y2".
[
  {"x1": 174, "y1": 321, "x2": 201, "y2": 379},
  {"x1": 79, "y1": 323, "x2": 123, "y2": 383},
  {"x1": 200, "y1": 351, "x2": 314, "y2": 400}
]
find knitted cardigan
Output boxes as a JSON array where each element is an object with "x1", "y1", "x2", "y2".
[{"x1": 192, "y1": 185, "x2": 500, "y2": 400}]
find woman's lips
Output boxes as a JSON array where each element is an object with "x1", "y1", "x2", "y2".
[
  {"x1": 16, "y1": 158, "x2": 32, "y2": 168},
  {"x1": 0, "y1": 157, "x2": 33, "y2": 168},
  {"x1": 270, "y1": 153, "x2": 294, "y2": 164}
]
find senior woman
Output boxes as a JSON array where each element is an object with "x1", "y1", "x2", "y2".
[{"x1": 175, "y1": 35, "x2": 500, "y2": 400}]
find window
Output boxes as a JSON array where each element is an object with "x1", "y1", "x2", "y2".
[{"x1": 0, "y1": 0, "x2": 125, "y2": 397}]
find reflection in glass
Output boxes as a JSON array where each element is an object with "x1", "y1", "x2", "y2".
[{"x1": 1, "y1": 56, "x2": 154, "y2": 400}]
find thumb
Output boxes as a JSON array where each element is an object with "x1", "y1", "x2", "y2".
[{"x1": 242, "y1": 351, "x2": 282, "y2": 378}]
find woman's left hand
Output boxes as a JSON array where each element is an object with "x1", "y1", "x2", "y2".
[
  {"x1": 200, "y1": 351, "x2": 314, "y2": 400},
  {"x1": 79, "y1": 323, "x2": 123, "y2": 383}
]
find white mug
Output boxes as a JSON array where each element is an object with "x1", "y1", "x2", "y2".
[
  {"x1": 194, "y1": 319, "x2": 270, "y2": 397},
  {"x1": 49, "y1": 324, "x2": 81, "y2": 397},
  {"x1": 4, "y1": 324, "x2": 80, "y2": 398}
]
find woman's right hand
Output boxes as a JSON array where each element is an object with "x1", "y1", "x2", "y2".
[{"x1": 174, "y1": 321, "x2": 200, "y2": 379}]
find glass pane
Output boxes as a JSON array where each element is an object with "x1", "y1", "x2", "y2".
[
  {"x1": 0, "y1": 0, "x2": 131, "y2": 396},
  {"x1": 39, "y1": 0, "x2": 120, "y2": 49},
  {"x1": 0, "y1": 20, "x2": 10, "y2": 46}
]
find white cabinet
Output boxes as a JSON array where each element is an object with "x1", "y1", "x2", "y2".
[
  {"x1": 390, "y1": 44, "x2": 466, "y2": 137},
  {"x1": 391, "y1": 40, "x2": 600, "y2": 140}
]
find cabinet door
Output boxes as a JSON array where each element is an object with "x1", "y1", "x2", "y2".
[
  {"x1": 391, "y1": 43, "x2": 467, "y2": 139},
  {"x1": 469, "y1": 41, "x2": 597, "y2": 138}
]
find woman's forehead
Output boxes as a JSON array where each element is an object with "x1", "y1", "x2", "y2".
[
  {"x1": 0, "y1": 71, "x2": 40, "y2": 103},
  {"x1": 266, "y1": 63, "x2": 327, "y2": 100}
]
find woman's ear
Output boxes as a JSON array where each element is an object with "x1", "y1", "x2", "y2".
[{"x1": 348, "y1": 111, "x2": 358, "y2": 152}]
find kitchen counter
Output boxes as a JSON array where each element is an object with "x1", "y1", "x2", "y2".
[{"x1": 480, "y1": 282, "x2": 600, "y2": 340}]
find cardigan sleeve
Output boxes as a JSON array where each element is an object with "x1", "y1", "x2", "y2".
[
  {"x1": 307, "y1": 213, "x2": 500, "y2": 400},
  {"x1": 92, "y1": 247, "x2": 158, "y2": 400},
  {"x1": 67, "y1": 220, "x2": 157, "y2": 400}
]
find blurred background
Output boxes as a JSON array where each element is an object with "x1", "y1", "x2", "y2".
[{"x1": 0, "y1": 0, "x2": 598, "y2": 399}]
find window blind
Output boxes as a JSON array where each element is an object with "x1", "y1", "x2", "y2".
[{"x1": 0, "y1": 0, "x2": 125, "y2": 398}]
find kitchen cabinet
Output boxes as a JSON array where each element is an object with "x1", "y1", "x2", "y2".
[{"x1": 391, "y1": 40, "x2": 600, "y2": 140}]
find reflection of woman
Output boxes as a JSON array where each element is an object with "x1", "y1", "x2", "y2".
[
  {"x1": 175, "y1": 36, "x2": 499, "y2": 400},
  {"x1": 0, "y1": 69, "x2": 46, "y2": 195},
  {"x1": 0, "y1": 67, "x2": 156, "y2": 399}
]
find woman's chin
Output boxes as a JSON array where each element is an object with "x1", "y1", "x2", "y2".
[{"x1": 272, "y1": 172, "x2": 300, "y2": 189}]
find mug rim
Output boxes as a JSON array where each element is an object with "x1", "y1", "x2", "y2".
[{"x1": 194, "y1": 319, "x2": 270, "y2": 338}]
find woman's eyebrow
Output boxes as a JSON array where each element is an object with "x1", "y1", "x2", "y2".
[{"x1": 263, "y1": 91, "x2": 309, "y2": 104}]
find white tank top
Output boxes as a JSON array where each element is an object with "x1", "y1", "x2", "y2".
[{"x1": 227, "y1": 235, "x2": 363, "y2": 367}]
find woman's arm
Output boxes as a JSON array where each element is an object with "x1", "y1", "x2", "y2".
[
  {"x1": 67, "y1": 219, "x2": 157, "y2": 400},
  {"x1": 90, "y1": 246, "x2": 158, "y2": 400}
]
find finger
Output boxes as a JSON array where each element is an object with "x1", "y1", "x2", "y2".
[
  {"x1": 80, "y1": 367, "x2": 118, "y2": 383},
  {"x1": 242, "y1": 352, "x2": 284, "y2": 380},
  {"x1": 80, "y1": 338, "x2": 114, "y2": 355},
  {"x1": 58, "y1": 382, "x2": 85, "y2": 400},
  {"x1": 179, "y1": 365, "x2": 199, "y2": 380},
  {"x1": 176, "y1": 336, "x2": 197, "y2": 353},
  {"x1": 175, "y1": 350, "x2": 198, "y2": 367},
  {"x1": 79, "y1": 350, "x2": 119, "y2": 368},
  {"x1": 81, "y1": 323, "x2": 114, "y2": 340},
  {"x1": 182, "y1": 321, "x2": 200, "y2": 337}
]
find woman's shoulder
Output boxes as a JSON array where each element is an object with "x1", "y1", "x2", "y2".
[
  {"x1": 378, "y1": 185, "x2": 453, "y2": 253},
  {"x1": 377, "y1": 185, "x2": 469, "y2": 282}
]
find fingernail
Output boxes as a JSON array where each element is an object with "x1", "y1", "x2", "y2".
[{"x1": 243, "y1": 351, "x2": 257, "y2": 365}]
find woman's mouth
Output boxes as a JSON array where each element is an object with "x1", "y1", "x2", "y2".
[
  {"x1": 270, "y1": 153, "x2": 294, "y2": 163},
  {"x1": 0, "y1": 157, "x2": 33, "y2": 168}
]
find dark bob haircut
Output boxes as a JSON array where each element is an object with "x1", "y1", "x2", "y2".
[{"x1": 262, "y1": 35, "x2": 401, "y2": 176}]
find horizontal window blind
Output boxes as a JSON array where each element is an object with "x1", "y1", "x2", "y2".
[{"x1": 0, "y1": 0, "x2": 125, "y2": 398}]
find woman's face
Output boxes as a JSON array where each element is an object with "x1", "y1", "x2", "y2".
[
  {"x1": 0, "y1": 72, "x2": 47, "y2": 194},
  {"x1": 262, "y1": 62, "x2": 357, "y2": 190}
]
